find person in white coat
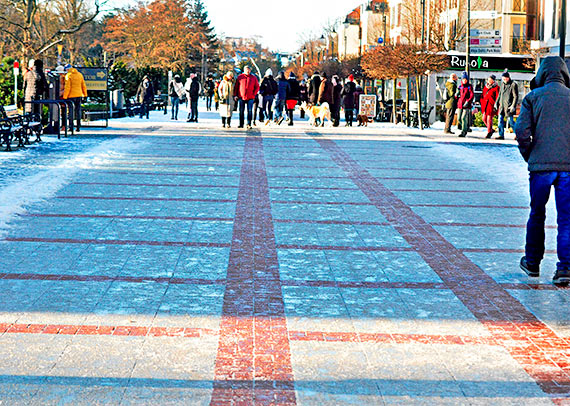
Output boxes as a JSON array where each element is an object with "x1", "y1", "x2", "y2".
[{"x1": 218, "y1": 71, "x2": 236, "y2": 128}]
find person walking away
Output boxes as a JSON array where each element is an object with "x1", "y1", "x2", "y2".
[
  {"x1": 515, "y1": 56, "x2": 570, "y2": 286},
  {"x1": 299, "y1": 76, "x2": 308, "y2": 118},
  {"x1": 259, "y1": 69, "x2": 278, "y2": 124},
  {"x1": 443, "y1": 73, "x2": 458, "y2": 134},
  {"x1": 274, "y1": 71, "x2": 290, "y2": 125},
  {"x1": 286, "y1": 72, "x2": 300, "y2": 126},
  {"x1": 23, "y1": 59, "x2": 48, "y2": 115},
  {"x1": 481, "y1": 75, "x2": 499, "y2": 138},
  {"x1": 214, "y1": 79, "x2": 221, "y2": 111},
  {"x1": 218, "y1": 71, "x2": 236, "y2": 128},
  {"x1": 341, "y1": 75, "x2": 356, "y2": 126},
  {"x1": 63, "y1": 64, "x2": 88, "y2": 131},
  {"x1": 136, "y1": 75, "x2": 154, "y2": 120},
  {"x1": 187, "y1": 74, "x2": 201, "y2": 122},
  {"x1": 168, "y1": 75, "x2": 185, "y2": 120},
  {"x1": 331, "y1": 75, "x2": 342, "y2": 127},
  {"x1": 308, "y1": 71, "x2": 322, "y2": 105},
  {"x1": 204, "y1": 74, "x2": 215, "y2": 111},
  {"x1": 353, "y1": 84, "x2": 364, "y2": 117},
  {"x1": 234, "y1": 66, "x2": 260, "y2": 129},
  {"x1": 318, "y1": 72, "x2": 334, "y2": 106},
  {"x1": 495, "y1": 70, "x2": 519, "y2": 140},
  {"x1": 457, "y1": 72, "x2": 474, "y2": 137}
]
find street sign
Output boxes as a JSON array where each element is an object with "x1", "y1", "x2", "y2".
[
  {"x1": 471, "y1": 47, "x2": 502, "y2": 55},
  {"x1": 77, "y1": 67, "x2": 108, "y2": 91},
  {"x1": 470, "y1": 38, "x2": 501, "y2": 46},
  {"x1": 470, "y1": 29, "x2": 501, "y2": 37},
  {"x1": 378, "y1": 37, "x2": 384, "y2": 44},
  {"x1": 13, "y1": 61, "x2": 19, "y2": 76},
  {"x1": 471, "y1": 10, "x2": 500, "y2": 19}
]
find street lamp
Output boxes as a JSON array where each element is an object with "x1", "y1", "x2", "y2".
[
  {"x1": 561, "y1": 0, "x2": 567, "y2": 58},
  {"x1": 343, "y1": 18, "x2": 350, "y2": 60},
  {"x1": 377, "y1": 2, "x2": 389, "y2": 45},
  {"x1": 331, "y1": 29, "x2": 338, "y2": 59}
]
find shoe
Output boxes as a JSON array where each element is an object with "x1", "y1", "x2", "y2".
[
  {"x1": 486, "y1": 133, "x2": 493, "y2": 139},
  {"x1": 277, "y1": 117, "x2": 284, "y2": 125},
  {"x1": 288, "y1": 122, "x2": 294, "y2": 126},
  {"x1": 520, "y1": 256, "x2": 540, "y2": 277},
  {"x1": 187, "y1": 119, "x2": 192, "y2": 122},
  {"x1": 444, "y1": 131, "x2": 455, "y2": 135},
  {"x1": 246, "y1": 124, "x2": 252, "y2": 129},
  {"x1": 458, "y1": 132, "x2": 466, "y2": 138},
  {"x1": 238, "y1": 125, "x2": 244, "y2": 128},
  {"x1": 222, "y1": 124, "x2": 226, "y2": 128},
  {"x1": 496, "y1": 136, "x2": 505, "y2": 140},
  {"x1": 553, "y1": 269, "x2": 570, "y2": 286},
  {"x1": 467, "y1": 128, "x2": 472, "y2": 133}
]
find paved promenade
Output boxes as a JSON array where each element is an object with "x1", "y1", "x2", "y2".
[{"x1": 0, "y1": 110, "x2": 568, "y2": 405}]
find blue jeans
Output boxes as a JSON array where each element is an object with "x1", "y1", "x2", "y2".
[
  {"x1": 238, "y1": 99, "x2": 254, "y2": 127},
  {"x1": 526, "y1": 171, "x2": 570, "y2": 270},
  {"x1": 498, "y1": 114, "x2": 515, "y2": 137},
  {"x1": 170, "y1": 96, "x2": 180, "y2": 119},
  {"x1": 261, "y1": 95, "x2": 274, "y2": 121},
  {"x1": 274, "y1": 99, "x2": 286, "y2": 120}
]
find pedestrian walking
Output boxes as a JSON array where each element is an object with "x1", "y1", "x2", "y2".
[
  {"x1": 318, "y1": 72, "x2": 334, "y2": 106},
  {"x1": 274, "y1": 71, "x2": 291, "y2": 125},
  {"x1": 443, "y1": 73, "x2": 458, "y2": 134},
  {"x1": 218, "y1": 71, "x2": 236, "y2": 128},
  {"x1": 308, "y1": 71, "x2": 322, "y2": 105},
  {"x1": 286, "y1": 72, "x2": 300, "y2": 126},
  {"x1": 186, "y1": 74, "x2": 201, "y2": 123},
  {"x1": 331, "y1": 75, "x2": 342, "y2": 127},
  {"x1": 481, "y1": 74, "x2": 499, "y2": 138},
  {"x1": 299, "y1": 76, "x2": 308, "y2": 119},
  {"x1": 341, "y1": 74, "x2": 356, "y2": 126},
  {"x1": 495, "y1": 70, "x2": 519, "y2": 140},
  {"x1": 136, "y1": 75, "x2": 154, "y2": 120},
  {"x1": 259, "y1": 69, "x2": 278, "y2": 124},
  {"x1": 204, "y1": 74, "x2": 215, "y2": 111},
  {"x1": 515, "y1": 56, "x2": 570, "y2": 286},
  {"x1": 23, "y1": 59, "x2": 48, "y2": 115},
  {"x1": 353, "y1": 84, "x2": 364, "y2": 116},
  {"x1": 457, "y1": 72, "x2": 474, "y2": 138},
  {"x1": 214, "y1": 79, "x2": 221, "y2": 111},
  {"x1": 234, "y1": 66, "x2": 260, "y2": 129},
  {"x1": 168, "y1": 74, "x2": 185, "y2": 120},
  {"x1": 63, "y1": 64, "x2": 88, "y2": 131}
]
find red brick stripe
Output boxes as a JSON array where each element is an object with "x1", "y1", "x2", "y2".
[
  {"x1": 4, "y1": 237, "x2": 230, "y2": 248},
  {"x1": 211, "y1": 136, "x2": 296, "y2": 405},
  {"x1": 314, "y1": 137, "x2": 570, "y2": 397}
]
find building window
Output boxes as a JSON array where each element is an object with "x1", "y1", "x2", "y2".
[{"x1": 513, "y1": 0, "x2": 525, "y2": 12}]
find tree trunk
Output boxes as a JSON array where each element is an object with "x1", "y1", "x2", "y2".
[
  {"x1": 392, "y1": 78, "x2": 397, "y2": 124},
  {"x1": 416, "y1": 76, "x2": 423, "y2": 131}
]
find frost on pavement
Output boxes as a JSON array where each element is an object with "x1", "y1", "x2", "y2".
[{"x1": 0, "y1": 137, "x2": 145, "y2": 238}]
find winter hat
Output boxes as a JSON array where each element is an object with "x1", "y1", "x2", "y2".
[
  {"x1": 502, "y1": 69, "x2": 510, "y2": 78},
  {"x1": 64, "y1": 63, "x2": 72, "y2": 71},
  {"x1": 28, "y1": 59, "x2": 35, "y2": 68},
  {"x1": 348, "y1": 74, "x2": 354, "y2": 81},
  {"x1": 265, "y1": 68, "x2": 273, "y2": 77},
  {"x1": 461, "y1": 71, "x2": 469, "y2": 80},
  {"x1": 489, "y1": 74, "x2": 496, "y2": 81},
  {"x1": 289, "y1": 72, "x2": 296, "y2": 79}
]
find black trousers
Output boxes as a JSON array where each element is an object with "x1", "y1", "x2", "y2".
[
  {"x1": 69, "y1": 97, "x2": 82, "y2": 129},
  {"x1": 189, "y1": 97, "x2": 199, "y2": 121},
  {"x1": 344, "y1": 108, "x2": 354, "y2": 125}
]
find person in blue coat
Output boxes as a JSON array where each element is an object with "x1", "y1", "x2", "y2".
[{"x1": 274, "y1": 71, "x2": 290, "y2": 125}]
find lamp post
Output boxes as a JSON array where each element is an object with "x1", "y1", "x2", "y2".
[
  {"x1": 421, "y1": 0, "x2": 426, "y2": 43},
  {"x1": 331, "y1": 29, "x2": 338, "y2": 59},
  {"x1": 200, "y1": 42, "x2": 209, "y2": 81},
  {"x1": 343, "y1": 19, "x2": 350, "y2": 60},
  {"x1": 466, "y1": 0, "x2": 471, "y2": 76}
]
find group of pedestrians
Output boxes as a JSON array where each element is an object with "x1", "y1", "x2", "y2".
[{"x1": 443, "y1": 70, "x2": 519, "y2": 139}]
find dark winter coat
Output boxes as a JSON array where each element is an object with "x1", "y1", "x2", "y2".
[
  {"x1": 276, "y1": 78, "x2": 291, "y2": 101},
  {"x1": 457, "y1": 82, "x2": 474, "y2": 110},
  {"x1": 260, "y1": 76, "x2": 278, "y2": 96},
  {"x1": 299, "y1": 82, "x2": 308, "y2": 102},
  {"x1": 353, "y1": 87, "x2": 364, "y2": 112},
  {"x1": 495, "y1": 79, "x2": 519, "y2": 117},
  {"x1": 481, "y1": 84, "x2": 499, "y2": 116},
  {"x1": 332, "y1": 83, "x2": 342, "y2": 110},
  {"x1": 318, "y1": 78, "x2": 334, "y2": 105},
  {"x1": 308, "y1": 74, "x2": 322, "y2": 104},
  {"x1": 444, "y1": 79, "x2": 458, "y2": 110},
  {"x1": 287, "y1": 78, "x2": 300, "y2": 100},
  {"x1": 189, "y1": 77, "x2": 201, "y2": 99},
  {"x1": 515, "y1": 56, "x2": 570, "y2": 172},
  {"x1": 204, "y1": 79, "x2": 215, "y2": 96},
  {"x1": 23, "y1": 67, "x2": 48, "y2": 101},
  {"x1": 341, "y1": 81, "x2": 356, "y2": 109},
  {"x1": 136, "y1": 80, "x2": 155, "y2": 104}
]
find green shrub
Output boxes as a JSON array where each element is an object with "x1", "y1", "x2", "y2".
[
  {"x1": 473, "y1": 112, "x2": 498, "y2": 128},
  {"x1": 0, "y1": 57, "x2": 23, "y2": 107}
]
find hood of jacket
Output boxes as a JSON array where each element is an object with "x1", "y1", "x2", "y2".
[{"x1": 535, "y1": 56, "x2": 570, "y2": 88}]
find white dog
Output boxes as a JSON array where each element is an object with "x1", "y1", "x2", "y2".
[{"x1": 301, "y1": 102, "x2": 332, "y2": 127}]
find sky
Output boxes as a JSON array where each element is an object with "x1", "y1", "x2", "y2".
[{"x1": 108, "y1": 0, "x2": 362, "y2": 53}]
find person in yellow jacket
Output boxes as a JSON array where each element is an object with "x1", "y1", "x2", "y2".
[{"x1": 63, "y1": 64, "x2": 87, "y2": 132}]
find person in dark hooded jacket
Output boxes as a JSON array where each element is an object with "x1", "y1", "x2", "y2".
[
  {"x1": 341, "y1": 74, "x2": 356, "y2": 126},
  {"x1": 286, "y1": 72, "x2": 300, "y2": 126},
  {"x1": 515, "y1": 56, "x2": 570, "y2": 286},
  {"x1": 308, "y1": 72, "x2": 321, "y2": 104},
  {"x1": 274, "y1": 71, "x2": 290, "y2": 125}
]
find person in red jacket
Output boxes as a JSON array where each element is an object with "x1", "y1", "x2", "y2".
[
  {"x1": 457, "y1": 72, "x2": 474, "y2": 138},
  {"x1": 234, "y1": 66, "x2": 260, "y2": 129},
  {"x1": 480, "y1": 74, "x2": 499, "y2": 139}
]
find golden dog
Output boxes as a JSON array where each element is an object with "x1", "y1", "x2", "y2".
[{"x1": 301, "y1": 102, "x2": 332, "y2": 127}]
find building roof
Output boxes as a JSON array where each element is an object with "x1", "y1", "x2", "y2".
[{"x1": 346, "y1": 7, "x2": 360, "y2": 23}]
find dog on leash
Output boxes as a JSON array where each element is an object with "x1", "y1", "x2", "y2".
[
  {"x1": 357, "y1": 114, "x2": 372, "y2": 127},
  {"x1": 301, "y1": 102, "x2": 332, "y2": 127}
]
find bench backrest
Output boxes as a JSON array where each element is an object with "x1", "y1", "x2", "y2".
[{"x1": 0, "y1": 105, "x2": 19, "y2": 119}]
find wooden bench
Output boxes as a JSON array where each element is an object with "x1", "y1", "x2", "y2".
[{"x1": 0, "y1": 105, "x2": 43, "y2": 151}]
